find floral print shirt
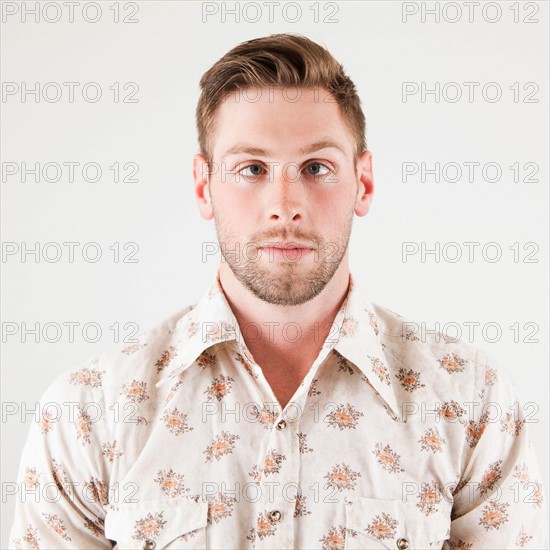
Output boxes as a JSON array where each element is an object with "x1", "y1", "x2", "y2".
[{"x1": 9, "y1": 270, "x2": 549, "y2": 549}]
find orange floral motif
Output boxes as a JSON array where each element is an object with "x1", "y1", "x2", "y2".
[
  {"x1": 441, "y1": 333, "x2": 459, "y2": 344},
  {"x1": 207, "y1": 492, "x2": 237, "y2": 524},
  {"x1": 464, "y1": 413, "x2": 489, "y2": 447},
  {"x1": 234, "y1": 352, "x2": 258, "y2": 379},
  {"x1": 513, "y1": 463, "x2": 530, "y2": 483},
  {"x1": 52, "y1": 459, "x2": 69, "y2": 493},
  {"x1": 187, "y1": 321, "x2": 199, "y2": 338},
  {"x1": 439, "y1": 400, "x2": 466, "y2": 422},
  {"x1": 366, "y1": 309, "x2": 379, "y2": 336},
  {"x1": 74, "y1": 406, "x2": 93, "y2": 445},
  {"x1": 84, "y1": 476, "x2": 109, "y2": 504},
  {"x1": 319, "y1": 525, "x2": 347, "y2": 550},
  {"x1": 121, "y1": 341, "x2": 147, "y2": 355},
  {"x1": 419, "y1": 427, "x2": 446, "y2": 453},
  {"x1": 373, "y1": 442, "x2": 405, "y2": 473},
  {"x1": 154, "y1": 468, "x2": 190, "y2": 498},
  {"x1": 13, "y1": 526, "x2": 40, "y2": 550},
  {"x1": 500, "y1": 412, "x2": 523, "y2": 436},
  {"x1": 204, "y1": 374, "x2": 234, "y2": 402},
  {"x1": 263, "y1": 449, "x2": 286, "y2": 475},
  {"x1": 135, "y1": 415, "x2": 149, "y2": 426},
  {"x1": 132, "y1": 511, "x2": 166, "y2": 541},
  {"x1": 335, "y1": 351, "x2": 354, "y2": 375},
  {"x1": 308, "y1": 378, "x2": 321, "y2": 397},
  {"x1": 438, "y1": 352, "x2": 467, "y2": 374},
  {"x1": 69, "y1": 367, "x2": 105, "y2": 387},
  {"x1": 83, "y1": 517, "x2": 103, "y2": 537},
  {"x1": 246, "y1": 510, "x2": 278, "y2": 542},
  {"x1": 478, "y1": 460, "x2": 503, "y2": 495},
  {"x1": 403, "y1": 328, "x2": 419, "y2": 342},
  {"x1": 249, "y1": 404, "x2": 278, "y2": 429},
  {"x1": 178, "y1": 528, "x2": 201, "y2": 542},
  {"x1": 340, "y1": 315, "x2": 359, "y2": 337},
  {"x1": 416, "y1": 480, "x2": 442, "y2": 516},
  {"x1": 24, "y1": 467, "x2": 40, "y2": 489},
  {"x1": 297, "y1": 432, "x2": 313, "y2": 454},
  {"x1": 204, "y1": 431, "x2": 240, "y2": 462},
  {"x1": 324, "y1": 463, "x2": 362, "y2": 492},
  {"x1": 154, "y1": 345, "x2": 177, "y2": 374},
  {"x1": 530, "y1": 481, "x2": 544, "y2": 508},
  {"x1": 161, "y1": 406, "x2": 193, "y2": 436},
  {"x1": 448, "y1": 540, "x2": 473, "y2": 550},
  {"x1": 366, "y1": 512, "x2": 398, "y2": 540},
  {"x1": 197, "y1": 350, "x2": 217, "y2": 369},
  {"x1": 120, "y1": 379, "x2": 150, "y2": 404},
  {"x1": 204, "y1": 321, "x2": 234, "y2": 343},
  {"x1": 368, "y1": 355, "x2": 391, "y2": 385},
  {"x1": 485, "y1": 367, "x2": 498, "y2": 386},
  {"x1": 395, "y1": 368, "x2": 425, "y2": 392},
  {"x1": 294, "y1": 494, "x2": 311, "y2": 517},
  {"x1": 516, "y1": 526, "x2": 533, "y2": 547},
  {"x1": 479, "y1": 501, "x2": 509, "y2": 530},
  {"x1": 42, "y1": 512, "x2": 72, "y2": 541},
  {"x1": 101, "y1": 440, "x2": 123, "y2": 463},
  {"x1": 248, "y1": 464, "x2": 262, "y2": 484},
  {"x1": 326, "y1": 403, "x2": 364, "y2": 430},
  {"x1": 209, "y1": 280, "x2": 222, "y2": 298},
  {"x1": 248, "y1": 464, "x2": 263, "y2": 484},
  {"x1": 164, "y1": 379, "x2": 185, "y2": 405},
  {"x1": 39, "y1": 409, "x2": 55, "y2": 435}
]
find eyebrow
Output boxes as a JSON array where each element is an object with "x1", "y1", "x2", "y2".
[{"x1": 221, "y1": 139, "x2": 348, "y2": 161}]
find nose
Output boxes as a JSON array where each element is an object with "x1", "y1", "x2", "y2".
[{"x1": 267, "y1": 163, "x2": 304, "y2": 223}]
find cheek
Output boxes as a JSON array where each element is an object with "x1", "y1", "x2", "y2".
[
  {"x1": 314, "y1": 191, "x2": 354, "y2": 218},
  {"x1": 213, "y1": 187, "x2": 259, "y2": 226}
]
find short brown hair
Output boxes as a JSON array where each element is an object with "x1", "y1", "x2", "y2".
[{"x1": 195, "y1": 33, "x2": 367, "y2": 164}]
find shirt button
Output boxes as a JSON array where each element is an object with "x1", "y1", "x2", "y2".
[
  {"x1": 143, "y1": 540, "x2": 156, "y2": 550},
  {"x1": 276, "y1": 420, "x2": 287, "y2": 430},
  {"x1": 269, "y1": 509, "x2": 282, "y2": 522},
  {"x1": 396, "y1": 538, "x2": 409, "y2": 549}
]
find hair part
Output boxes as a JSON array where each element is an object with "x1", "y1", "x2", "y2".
[{"x1": 195, "y1": 33, "x2": 367, "y2": 166}]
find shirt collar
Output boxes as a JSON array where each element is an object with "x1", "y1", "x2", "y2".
[{"x1": 155, "y1": 269, "x2": 400, "y2": 418}]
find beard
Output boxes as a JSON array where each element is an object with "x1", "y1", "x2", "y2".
[{"x1": 211, "y1": 203, "x2": 354, "y2": 306}]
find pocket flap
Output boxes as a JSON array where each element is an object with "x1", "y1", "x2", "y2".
[
  {"x1": 346, "y1": 495, "x2": 451, "y2": 548},
  {"x1": 104, "y1": 497, "x2": 208, "y2": 549}
]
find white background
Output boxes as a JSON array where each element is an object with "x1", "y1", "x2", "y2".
[{"x1": 1, "y1": 1, "x2": 548, "y2": 546}]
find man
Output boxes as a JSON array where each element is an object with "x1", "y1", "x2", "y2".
[{"x1": 9, "y1": 33, "x2": 548, "y2": 549}]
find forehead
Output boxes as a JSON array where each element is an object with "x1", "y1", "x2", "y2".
[{"x1": 211, "y1": 86, "x2": 354, "y2": 161}]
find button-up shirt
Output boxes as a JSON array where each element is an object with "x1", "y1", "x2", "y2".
[{"x1": 9, "y1": 271, "x2": 549, "y2": 549}]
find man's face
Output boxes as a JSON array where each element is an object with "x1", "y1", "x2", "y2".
[{"x1": 194, "y1": 86, "x2": 373, "y2": 306}]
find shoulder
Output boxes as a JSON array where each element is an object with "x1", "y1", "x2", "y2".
[
  {"x1": 38, "y1": 303, "x2": 198, "y2": 410},
  {"x1": 372, "y1": 302, "x2": 507, "y2": 405}
]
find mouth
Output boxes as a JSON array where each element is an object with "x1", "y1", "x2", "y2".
[
  {"x1": 261, "y1": 242, "x2": 314, "y2": 250},
  {"x1": 259, "y1": 242, "x2": 314, "y2": 261}
]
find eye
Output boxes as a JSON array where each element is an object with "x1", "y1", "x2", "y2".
[
  {"x1": 305, "y1": 162, "x2": 331, "y2": 176},
  {"x1": 238, "y1": 164, "x2": 265, "y2": 178}
]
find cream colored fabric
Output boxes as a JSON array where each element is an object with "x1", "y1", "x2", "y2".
[{"x1": 9, "y1": 271, "x2": 548, "y2": 549}]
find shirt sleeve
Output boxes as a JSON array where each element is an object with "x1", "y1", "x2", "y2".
[
  {"x1": 8, "y1": 359, "x2": 114, "y2": 549},
  {"x1": 445, "y1": 350, "x2": 549, "y2": 549}
]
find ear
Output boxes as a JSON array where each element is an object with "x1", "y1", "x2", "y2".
[
  {"x1": 193, "y1": 154, "x2": 214, "y2": 220},
  {"x1": 354, "y1": 149, "x2": 374, "y2": 217}
]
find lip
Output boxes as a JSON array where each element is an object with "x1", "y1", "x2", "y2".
[
  {"x1": 261, "y1": 242, "x2": 314, "y2": 250},
  {"x1": 260, "y1": 245, "x2": 313, "y2": 261}
]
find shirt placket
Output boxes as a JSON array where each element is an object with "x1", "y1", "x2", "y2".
[{"x1": 233, "y1": 335, "x2": 341, "y2": 549}]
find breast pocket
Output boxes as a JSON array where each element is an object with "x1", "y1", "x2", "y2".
[
  {"x1": 104, "y1": 497, "x2": 208, "y2": 549},
  {"x1": 345, "y1": 495, "x2": 452, "y2": 549}
]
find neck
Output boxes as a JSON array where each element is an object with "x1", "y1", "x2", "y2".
[{"x1": 217, "y1": 261, "x2": 351, "y2": 352}]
